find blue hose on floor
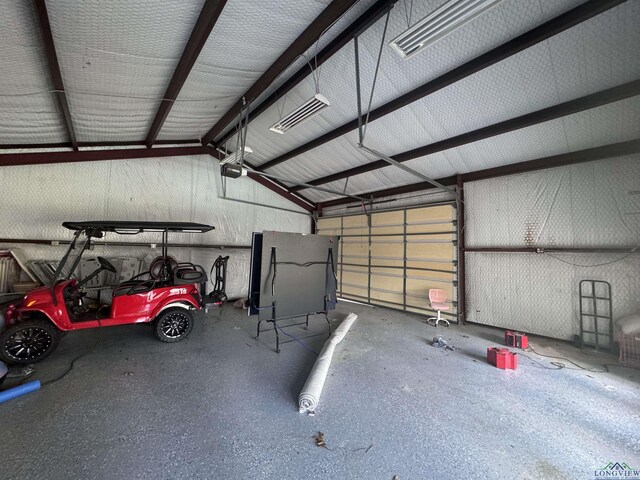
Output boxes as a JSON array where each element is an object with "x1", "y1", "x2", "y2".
[{"x1": 0, "y1": 380, "x2": 41, "y2": 404}]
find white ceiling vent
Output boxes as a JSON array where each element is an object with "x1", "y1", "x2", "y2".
[
  {"x1": 389, "y1": 0, "x2": 502, "y2": 59},
  {"x1": 269, "y1": 94, "x2": 330, "y2": 134},
  {"x1": 219, "y1": 146, "x2": 253, "y2": 165}
]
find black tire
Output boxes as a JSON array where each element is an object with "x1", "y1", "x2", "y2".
[
  {"x1": 154, "y1": 307, "x2": 194, "y2": 343},
  {"x1": 0, "y1": 319, "x2": 60, "y2": 365}
]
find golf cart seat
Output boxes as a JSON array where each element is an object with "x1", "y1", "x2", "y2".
[
  {"x1": 149, "y1": 255, "x2": 179, "y2": 282},
  {"x1": 112, "y1": 262, "x2": 206, "y2": 296},
  {"x1": 112, "y1": 279, "x2": 156, "y2": 297},
  {"x1": 174, "y1": 263, "x2": 207, "y2": 285}
]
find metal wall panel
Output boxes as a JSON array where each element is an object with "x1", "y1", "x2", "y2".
[
  {"x1": 466, "y1": 252, "x2": 640, "y2": 340},
  {"x1": 0, "y1": 154, "x2": 309, "y2": 298},
  {"x1": 465, "y1": 155, "x2": 640, "y2": 247},
  {"x1": 465, "y1": 156, "x2": 640, "y2": 339}
]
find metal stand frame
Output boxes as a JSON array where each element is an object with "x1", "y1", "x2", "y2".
[
  {"x1": 255, "y1": 299, "x2": 333, "y2": 353},
  {"x1": 254, "y1": 246, "x2": 335, "y2": 353}
]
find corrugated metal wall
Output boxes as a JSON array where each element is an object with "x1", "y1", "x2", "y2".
[
  {"x1": 0, "y1": 154, "x2": 310, "y2": 298},
  {"x1": 465, "y1": 155, "x2": 640, "y2": 339}
]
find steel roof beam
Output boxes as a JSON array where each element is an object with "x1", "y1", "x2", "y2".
[
  {"x1": 0, "y1": 139, "x2": 202, "y2": 150},
  {"x1": 212, "y1": 0, "x2": 398, "y2": 148},
  {"x1": 318, "y1": 139, "x2": 640, "y2": 208},
  {"x1": 0, "y1": 145, "x2": 318, "y2": 211},
  {"x1": 201, "y1": 0, "x2": 360, "y2": 145},
  {"x1": 292, "y1": 79, "x2": 640, "y2": 190},
  {"x1": 145, "y1": 0, "x2": 228, "y2": 147},
  {"x1": 32, "y1": 0, "x2": 78, "y2": 150},
  {"x1": 258, "y1": 0, "x2": 628, "y2": 172},
  {"x1": 0, "y1": 146, "x2": 209, "y2": 167}
]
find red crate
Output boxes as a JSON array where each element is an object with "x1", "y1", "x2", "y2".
[
  {"x1": 505, "y1": 331, "x2": 528, "y2": 349},
  {"x1": 487, "y1": 347, "x2": 518, "y2": 370}
]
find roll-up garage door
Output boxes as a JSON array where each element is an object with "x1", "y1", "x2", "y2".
[{"x1": 317, "y1": 202, "x2": 458, "y2": 322}]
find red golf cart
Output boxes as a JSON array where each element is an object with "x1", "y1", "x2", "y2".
[{"x1": 0, "y1": 221, "x2": 214, "y2": 365}]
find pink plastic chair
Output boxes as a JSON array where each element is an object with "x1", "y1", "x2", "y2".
[{"x1": 427, "y1": 289, "x2": 450, "y2": 327}]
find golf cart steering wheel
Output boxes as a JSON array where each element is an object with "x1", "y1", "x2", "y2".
[{"x1": 97, "y1": 256, "x2": 117, "y2": 273}]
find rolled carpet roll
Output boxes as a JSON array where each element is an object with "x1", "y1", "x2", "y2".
[{"x1": 298, "y1": 312, "x2": 358, "y2": 413}]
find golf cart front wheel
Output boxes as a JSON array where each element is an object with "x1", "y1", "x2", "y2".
[
  {"x1": 0, "y1": 319, "x2": 60, "y2": 365},
  {"x1": 154, "y1": 308, "x2": 193, "y2": 343}
]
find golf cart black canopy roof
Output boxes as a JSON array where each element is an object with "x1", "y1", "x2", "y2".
[{"x1": 62, "y1": 221, "x2": 215, "y2": 233}]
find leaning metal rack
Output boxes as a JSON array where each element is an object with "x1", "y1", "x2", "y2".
[{"x1": 579, "y1": 280, "x2": 613, "y2": 351}]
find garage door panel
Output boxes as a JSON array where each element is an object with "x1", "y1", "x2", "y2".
[
  {"x1": 326, "y1": 203, "x2": 457, "y2": 322},
  {"x1": 407, "y1": 205, "x2": 454, "y2": 223},
  {"x1": 371, "y1": 226, "x2": 403, "y2": 234},
  {"x1": 372, "y1": 290, "x2": 404, "y2": 305},
  {"x1": 371, "y1": 242, "x2": 403, "y2": 259},
  {"x1": 406, "y1": 222, "x2": 455, "y2": 234},
  {"x1": 342, "y1": 269, "x2": 368, "y2": 287},
  {"x1": 342, "y1": 215, "x2": 368, "y2": 236},
  {"x1": 408, "y1": 233, "x2": 455, "y2": 242},
  {"x1": 371, "y1": 235, "x2": 404, "y2": 243},
  {"x1": 342, "y1": 241, "x2": 368, "y2": 256},
  {"x1": 407, "y1": 268, "x2": 455, "y2": 282},
  {"x1": 371, "y1": 266, "x2": 403, "y2": 276},
  {"x1": 405, "y1": 260, "x2": 455, "y2": 271},
  {"x1": 317, "y1": 228, "x2": 341, "y2": 235},
  {"x1": 406, "y1": 278, "x2": 455, "y2": 302},
  {"x1": 372, "y1": 210, "x2": 403, "y2": 225},
  {"x1": 341, "y1": 284, "x2": 368, "y2": 298},
  {"x1": 371, "y1": 211, "x2": 404, "y2": 235},
  {"x1": 371, "y1": 272, "x2": 402, "y2": 291},
  {"x1": 317, "y1": 217, "x2": 341, "y2": 229},
  {"x1": 317, "y1": 218, "x2": 341, "y2": 236},
  {"x1": 341, "y1": 257, "x2": 368, "y2": 266},
  {"x1": 407, "y1": 242, "x2": 454, "y2": 260}
]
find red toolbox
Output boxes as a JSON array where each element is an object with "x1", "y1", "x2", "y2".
[
  {"x1": 505, "y1": 331, "x2": 529, "y2": 349},
  {"x1": 487, "y1": 347, "x2": 518, "y2": 370}
]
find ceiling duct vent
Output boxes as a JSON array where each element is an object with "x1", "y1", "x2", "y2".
[
  {"x1": 269, "y1": 94, "x2": 330, "y2": 134},
  {"x1": 390, "y1": 0, "x2": 502, "y2": 59},
  {"x1": 218, "y1": 146, "x2": 253, "y2": 165}
]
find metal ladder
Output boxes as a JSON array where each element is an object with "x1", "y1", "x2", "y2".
[{"x1": 579, "y1": 280, "x2": 613, "y2": 351}]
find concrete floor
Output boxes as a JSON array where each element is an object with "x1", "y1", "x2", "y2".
[{"x1": 1, "y1": 302, "x2": 639, "y2": 479}]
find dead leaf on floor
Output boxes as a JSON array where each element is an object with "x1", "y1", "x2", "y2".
[{"x1": 314, "y1": 432, "x2": 326, "y2": 448}]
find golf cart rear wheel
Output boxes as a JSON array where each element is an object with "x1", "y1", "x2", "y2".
[
  {"x1": 155, "y1": 308, "x2": 193, "y2": 343},
  {"x1": 0, "y1": 319, "x2": 60, "y2": 365}
]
